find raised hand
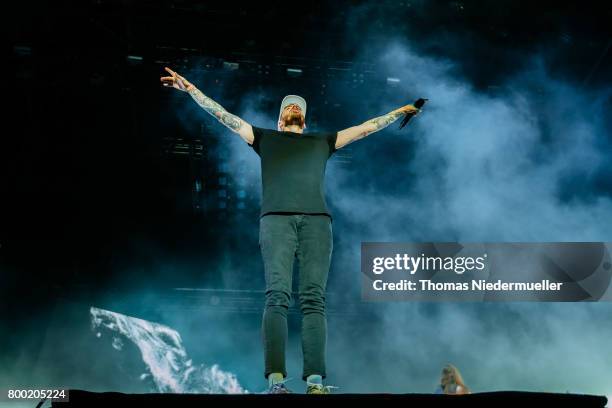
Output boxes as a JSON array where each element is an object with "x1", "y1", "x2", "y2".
[
  {"x1": 396, "y1": 104, "x2": 420, "y2": 115},
  {"x1": 398, "y1": 99, "x2": 427, "y2": 129},
  {"x1": 168, "y1": 68, "x2": 253, "y2": 143},
  {"x1": 160, "y1": 67, "x2": 193, "y2": 92}
]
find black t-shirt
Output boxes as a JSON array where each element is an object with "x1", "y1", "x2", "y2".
[{"x1": 249, "y1": 126, "x2": 337, "y2": 218}]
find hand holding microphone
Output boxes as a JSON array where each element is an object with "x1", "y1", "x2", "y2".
[{"x1": 399, "y1": 98, "x2": 428, "y2": 129}]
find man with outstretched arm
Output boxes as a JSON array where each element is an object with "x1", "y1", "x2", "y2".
[{"x1": 160, "y1": 67, "x2": 420, "y2": 394}]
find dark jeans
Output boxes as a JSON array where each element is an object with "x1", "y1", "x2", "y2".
[{"x1": 259, "y1": 214, "x2": 333, "y2": 380}]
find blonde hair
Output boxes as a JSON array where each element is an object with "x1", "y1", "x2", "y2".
[{"x1": 440, "y1": 364, "x2": 470, "y2": 395}]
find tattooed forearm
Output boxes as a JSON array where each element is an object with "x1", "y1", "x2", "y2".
[
  {"x1": 336, "y1": 105, "x2": 417, "y2": 149},
  {"x1": 364, "y1": 110, "x2": 405, "y2": 134},
  {"x1": 188, "y1": 87, "x2": 243, "y2": 132}
]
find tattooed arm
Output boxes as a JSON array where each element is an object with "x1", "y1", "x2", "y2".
[
  {"x1": 160, "y1": 67, "x2": 254, "y2": 144},
  {"x1": 335, "y1": 104, "x2": 420, "y2": 149},
  {"x1": 187, "y1": 87, "x2": 254, "y2": 144}
]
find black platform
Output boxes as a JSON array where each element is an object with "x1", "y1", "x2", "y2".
[{"x1": 48, "y1": 389, "x2": 608, "y2": 407}]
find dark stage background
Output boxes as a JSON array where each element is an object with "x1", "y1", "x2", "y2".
[{"x1": 2, "y1": 0, "x2": 611, "y2": 398}]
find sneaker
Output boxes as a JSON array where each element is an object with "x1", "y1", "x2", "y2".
[
  {"x1": 306, "y1": 383, "x2": 335, "y2": 395},
  {"x1": 267, "y1": 383, "x2": 292, "y2": 394}
]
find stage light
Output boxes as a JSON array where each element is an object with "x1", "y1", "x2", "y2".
[
  {"x1": 223, "y1": 61, "x2": 239, "y2": 70},
  {"x1": 287, "y1": 68, "x2": 303, "y2": 77},
  {"x1": 14, "y1": 45, "x2": 32, "y2": 56},
  {"x1": 126, "y1": 55, "x2": 143, "y2": 65},
  {"x1": 560, "y1": 33, "x2": 573, "y2": 44}
]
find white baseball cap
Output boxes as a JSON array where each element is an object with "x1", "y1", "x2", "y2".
[{"x1": 278, "y1": 95, "x2": 307, "y2": 125}]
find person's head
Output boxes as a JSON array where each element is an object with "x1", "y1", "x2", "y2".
[
  {"x1": 440, "y1": 364, "x2": 470, "y2": 395},
  {"x1": 277, "y1": 95, "x2": 307, "y2": 132}
]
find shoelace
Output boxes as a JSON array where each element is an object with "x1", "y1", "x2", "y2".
[
  {"x1": 261, "y1": 377, "x2": 294, "y2": 394},
  {"x1": 306, "y1": 383, "x2": 340, "y2": 393},
  {"x1": 271, "y1": 384, "x2": 289, "y2": 392}
]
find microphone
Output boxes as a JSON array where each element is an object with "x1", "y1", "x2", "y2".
[{"x1": 399, "y1": 98, "x2": 428, "y2": 129}]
